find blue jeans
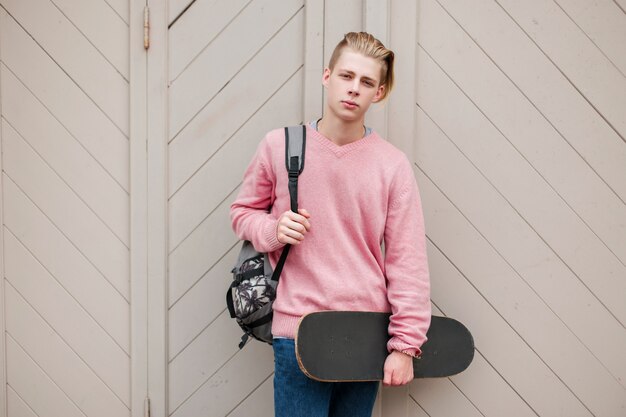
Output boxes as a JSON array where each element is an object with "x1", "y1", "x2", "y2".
[{"x1": 273, "y1": 338, "x2": 379, "y2": 417}]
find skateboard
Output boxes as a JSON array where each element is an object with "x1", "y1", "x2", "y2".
[{"x1": 295, "y1": 311, "x2": 474, "y2": 382}]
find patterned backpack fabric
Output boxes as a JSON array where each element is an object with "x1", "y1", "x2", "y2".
[{"x1": 227, "y1": 125, "x2": 306, "y2": 348}]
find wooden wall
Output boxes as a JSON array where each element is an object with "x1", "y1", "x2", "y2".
[{"x1": 0, "y1": 0, "x2": 624, "y2": 416}]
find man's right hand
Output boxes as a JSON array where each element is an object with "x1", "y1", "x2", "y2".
[{"x1": 276, "y1": 208, "x2": 311, "y2": 245}]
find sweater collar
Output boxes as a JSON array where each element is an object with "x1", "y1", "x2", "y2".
[{"x1": 306, "y1": 123, "x2": 378, "y2": 158}]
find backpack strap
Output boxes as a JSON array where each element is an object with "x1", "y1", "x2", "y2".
[{"x1": 271, "y1": 125, "x2": 307, "y2": 282}]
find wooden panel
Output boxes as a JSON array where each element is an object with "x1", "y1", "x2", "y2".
[
  {"x1": 425, "y1": 239, "x2": 590, "y2": 416},
  {"x1": 51, "y1": 0, "x2": 129, "y2": 79},
  {"x1": 168, "y1": 0, "x2": 249, "y2": 81},
  {"x1": 168, "y1": 0, "x2": 303, "y2": 138},
  {"x1": 129, "y1": 0, "x2": 150, "y2": 415},
  {"x1": 0, "y1": 10, "x2": 129, "y2": 190},
  {"x1": 323, "y1": 0, "x2": 363, "y2": 64},
  {"x1": 169, "y1": 193, "x2": 237, "y2": 311},
  {"x1": 6, "y1": 335, "x2": 84, "y2": 417},
  {"x1": 168, "y1": 7, "x2": 304, "y2": 195},
  {"x1": 2, "y1": 121, "x2": 130, "y2": 298},
  {"x1": 169, "y1": 341, "x2": 274, "y2": 417},
  {"x1": 5, "y1": 283, "x2": 129, "y2": 417},
  {"x1": 169, "y1": 83, "x2": 299, "y2": 306},
  {"x1": 436, "y1": 0, "x2": 626, "y2": 202},
  {"x1": 169, "y1": 67, "x2": 303, "y2": 250},
  {"x1": 385, "y1": 0, "x2": 419, "y2": 156},
  {"x1": 414, "y1": 128, "x2": 626, "y2": 417},
  {"x1": 3, "y1": 223, "x2": 130, "y2": 406},
  {"x1": 303, "y1": 0, "x2": 324, "y2": 122},
  {"x1": 169, "y1": 311, "x2": 242, "y2": 411},
  {"x1": 3, "y1": 162, "x2": 129, "y2": 351},
  {"x1": 1, "y1": 0, "x2": 129, "y2": 134},
  {"x1": 419, "y1": 0, "x2": 626, "y2": 323},
  {"x1": 106, "y1": 0, "x2": 129, "y2": 24},
  {"x1": 410, "y1": 377, "x2": 483, "y2": 417},
  {"x1": 415, "y1": 46, "x2": 626, "y2": 384},
  {"x1": 496, "y1": 0, "x2": 626, "y2": 138},
  {"x1": 227, "y1": 377, "x2": 274, "y2": 417},
  {"x1": 7, "y1": 386, "x2": 38, "y2": 417},
  {"x1": 450, "y1": 352, "x2": 536, "y2": 417},
  {"x1": 169, "y1": 245, "x2": 237, "y2": 359},
  {"x1": 169, "y1": 0, "x2": 192, "y2": 26},
  {"x1": 1, "y1": 66, "x2": 129, "y2": 246},
  {"x1": 407, "y1": 399, "x2": 429, "y2": 417},
  {"x1": 554, "y1": 0, "x2": 626, "y2": 75}
]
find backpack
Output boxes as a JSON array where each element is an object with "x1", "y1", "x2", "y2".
[{"x1": 227, "y1": 125, "x2": 306, "y2": 349}]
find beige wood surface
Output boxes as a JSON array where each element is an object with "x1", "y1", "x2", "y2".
[
  {"x1": 1, "y1": 0, "x2": 624, "y2": 416},
  {"x1": 439, "y1": 0, "x2": 626, "y2": 204},
  {"x1": 419, "y1": 0, "x2": 626, "y2": 324},
  {"x1": 0, "y1": 10, "x2": 129, "y2": 190},
  {"x1": 6, "y1": 336, "x2": 86, "y2": 417},
  {"x1": 5, "y1": 284, "x2": 128, "y2": 417},
  {"x1": 554, "y1": 0, "x2": 626, "y2": 76},
  {"x1": 0, "y1": 0, "x2": 132, "y2": 415},
  {"x1": 6, "y1": 386, "x2": 38, "y2": 417},
  {"x1": 51, "y1": 0, "x2": 130, "y2": 79},
  {"x1": 168, "y1": 0, "x2": 249, "y2": 82},
  {"x1": 1, "y1": 0, "x2": 129, "y2": 134},
  {"x1": 498, "y1": 0, "x2": 626, "y2": 139}
]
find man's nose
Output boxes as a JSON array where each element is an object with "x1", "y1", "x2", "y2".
[{"x1": 348, "y1": 81, "x2": 360, "y2": 95}]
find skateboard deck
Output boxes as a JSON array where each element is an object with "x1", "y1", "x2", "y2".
[{"x1": 295, "y1": 311, "x2": 474, "y2": 382}]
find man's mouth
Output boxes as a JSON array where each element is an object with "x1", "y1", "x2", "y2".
[{"x1": 342, "y1": 100, "x2": 358, "y2": 108}]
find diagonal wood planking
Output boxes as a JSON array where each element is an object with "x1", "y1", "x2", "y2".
[
  {"x1": 50, "y1": 0, "x2": 129, "y2": 80},
  {"x1": 1, "y1": 66, "x2": 129, "y2": 247},
  {"x1": 5, "y1": 283, "x2": 129, "y2": 416},
  {"x1": 3, "y1": 161, "x2": 129, "y2": 352},
  {"x1": 495, "y1": 0, "x2": 626, "y2": 139},
  {"x1": 104, "y1": 0, "x2": 128, "y2": 25},
  {"x1": 1, "y1": 0, "x2": 129, "y2": 135},
  {"x1": 168, "y1": 68, "x2": 303, "y2": 268},
  {"x1": 414, "y1": 0, "x2": 626, "y2": 415},
  {"x1": 437, "y1": 0, "x2": 626, "y2": 203},
  {"x1": 2, "y1": 120, "x2": 129, "y2": 299},
  {"x1": 0, "y1": 0, "x2": 130, "y2": 415},
  {"x1": 7, "y1": 386, "x2": 38, "y2": 417},
  {"x1": 168, "y1": 0, "x2": 250, "y2": 82},
  {"x1": 419, "y1": 0, "x2": 626, "y2": 324},
  {"x1": 167, "y1": 0, "x2": 304, "y2": 415},
  {"x1": 168, "y1": 0, "x2": 304, "y2": 196},
  {"x1": 553, "y1": 0, "x2": 626, "y2": 77},
  {"x1": 167, "y1": 9, "x2": 304, "y2": 304},
  {"x1": 415, "y1": 46, "x2": 626, "y2": 386},
  {"x1": 0, "y1": 9, "x2": 129, "y2": 193},
  {"x1": 6, "y1": 335, "x2": 86, "y2": 417},
  {"x1": 168, "y1": 72, "x2": 302, "y2": 357},
  {"x1": 168, "y1": 0, "x2": 303, "y2": 139}
]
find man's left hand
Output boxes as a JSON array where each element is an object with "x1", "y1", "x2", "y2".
[{"x1": 382, "y1": 350, "x2": 414, "y2": 386}]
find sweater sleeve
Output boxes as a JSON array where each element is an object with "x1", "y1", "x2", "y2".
[
  {"x1": 384, "y1": 156, "x2": 431, "y2": 357},
  {"x1": 230, "y1": 135, "x2": 286, "y2": 253}
]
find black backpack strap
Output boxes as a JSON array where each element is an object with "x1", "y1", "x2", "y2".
[{"x1": 271, "y1": 125, "x2": 306, "y2": 282}]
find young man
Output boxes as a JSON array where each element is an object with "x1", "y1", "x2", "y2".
[{"x1": 230, "y1": 32, "x2": 431, "y2": 417}]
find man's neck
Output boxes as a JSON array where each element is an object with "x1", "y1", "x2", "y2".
[{"x1": 318, "y1": 114, "x2": 366, "y2": 146}]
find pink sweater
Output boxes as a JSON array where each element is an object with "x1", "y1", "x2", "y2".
[{"x1": 230, "y1": 125, "x2": 431, "y2": 356}]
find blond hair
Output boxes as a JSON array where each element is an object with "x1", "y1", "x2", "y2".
[{"x1": 328, "y1": 32, "x2": 395, "y2": 100}]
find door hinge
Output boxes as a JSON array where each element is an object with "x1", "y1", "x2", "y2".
[
  {"x1": 144, "y1": 397, "x2": 150, "y2": 417},
  {"x1": 143, "y1": 5, "x2": 150, "y2": 50}
]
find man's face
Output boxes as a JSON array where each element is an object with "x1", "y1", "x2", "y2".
[{"x1": 322, "y1": 49, "x2": 386, "y2": 123}]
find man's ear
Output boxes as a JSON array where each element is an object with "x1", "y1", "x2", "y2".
[
  {"x1": 321, "y1": 67, "x2": 331, "y2": 88},
  {"x1": 372, "y1": 84, "x2": 386, "y2": 103}
]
